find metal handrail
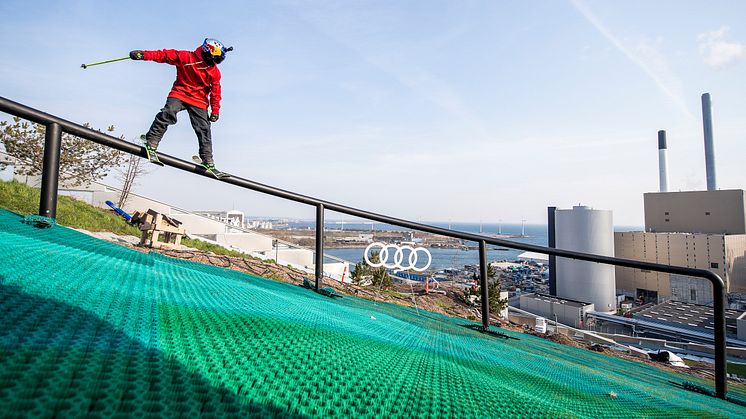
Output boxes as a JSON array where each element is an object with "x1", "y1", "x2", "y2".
[{"x1": 0, "y1": 95, "x2": 728, "y2": 399}]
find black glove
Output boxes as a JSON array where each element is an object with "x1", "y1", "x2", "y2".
[
  {"x1": 209, "y1": 113, "x2": 219, "y2": 122},
  {"x1": 129, "y1": 50, "x2": 144, "y2": 60}
]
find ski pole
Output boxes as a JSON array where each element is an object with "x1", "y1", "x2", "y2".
[{"x1": 80, "y1": 56, "x2": 130, "y2": 69}]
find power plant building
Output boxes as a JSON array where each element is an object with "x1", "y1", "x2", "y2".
[
  {"x1": 615, "y1": 190, "x2": 746, "y2": 305},
  {"x1": 614, "y1": 93, "x2": 746, "y2": 308}
]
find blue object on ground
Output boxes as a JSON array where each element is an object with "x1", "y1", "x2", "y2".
[{"x1": 105, "y1": 200, "x2": 132, "y2": 221}]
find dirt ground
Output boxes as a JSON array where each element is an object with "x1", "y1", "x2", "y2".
[{"x1": 156, "y1": 246, "x2": 488, "y2": 321}]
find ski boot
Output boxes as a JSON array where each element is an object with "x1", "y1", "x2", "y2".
[
  {"x1": 192, "y1": 155, "x2": 229, "y2": 179},
  {"x1": 140, "y1": 135, "x2": 164, "y2": 166}
]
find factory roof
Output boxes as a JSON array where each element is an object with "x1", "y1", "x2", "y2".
[
  {"x1": 517, "y1": 251, "x2": 549, "y2": 262},
  {"x1": 633, "y1": 300, "x2": 744, "y2": 335},
  {"x1": 521, "y1": 292, "x2": 594, "y2": 309}
]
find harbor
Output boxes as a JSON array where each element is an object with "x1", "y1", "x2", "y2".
[{"x1": 251, "y1": 224, "x2": 549, "y2": 300}]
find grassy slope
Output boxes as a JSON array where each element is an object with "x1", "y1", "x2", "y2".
[
  {"x1": 0, "y1": 179, "x2": 140, "y2": 235},
  {"x1": 0, "y1": 179, "x2": 259, "y2": 259}
]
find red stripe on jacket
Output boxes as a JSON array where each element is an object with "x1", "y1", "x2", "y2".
[{"x1": 142, "y1": 47, "x2": 222, "y2": 114}]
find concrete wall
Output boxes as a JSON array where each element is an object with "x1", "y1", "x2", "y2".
[
  {"x1": 725, "y1": 235, "x2": 746, "y2": 293},
  {"x1": 0, "y1": 154, "x2": 15, "y2": 181},
  {"x1": 518, "y1": 294, "x2": 594, "y2": 328},
  {"x1": 219, "y1": 233, "x2": 274, "y2": 253},
  {"x1": 615, "y1": 231, "x2": 746, "y2": 296},
  {"x1": 615, "y1": 232, "x2": 668, "y2": 299},
  {"x1": 600, "y1": 333, "x2": 746, "y2": 361},
  {"x1": 644, "y1": 190, "x2": 746, "y2": 234},
  {"x1": 324, "y1": 262, "x2": 350, "y2": 283},
  {"x1": 669, "y1": 274, "x2": 714, "y2": 305},
  {"x1": 738, "y1": 313, "x2": 746, "y2": 341},
  {"x1": 106, "y1": 191, "x2": 172, "y2": 216},
  {"x1": 173, "y1": 214, "x2": 233, "y2": 236},
  {"x1": 257, "y1": 248, "x2": 314, "y2": 267},
  {"x1": 499, "y1": 291, "x2": 509, "y2": 318}
]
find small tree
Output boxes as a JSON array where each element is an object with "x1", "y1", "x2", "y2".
[
  {"x1": 487, "y1": 281, "x2": 508, "y2": 315},
  {"x1": 371, "y1": 266, "x2": 393, "y2": 289},
  {"x1": 472, "y1": 263, "x2": 508, "y2": 316},
  {"x1": 350, "y1": 251, "x2": 392, "y2": 289},
  {"x1": 350, "y1": 261, "x2": 367, "y2": 284},
  {"x1": 0, "y1": 117, "x2": 124, "y2": 186}
]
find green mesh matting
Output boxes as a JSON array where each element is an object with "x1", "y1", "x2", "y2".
[{"x1": 0, "y1": 209, "x2": 745, "y2": 418}]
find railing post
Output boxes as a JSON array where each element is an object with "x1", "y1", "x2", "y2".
[
  {"x1": 315, "y1": 203, "x2": 324, "y2": 291},
  {"x1": 479, "y1": 240, "x2": 490, "y2": 331},
  {"x1": 712, "y1": 275, "x2": 727, "y2": 399},
  {"x1": 39, "y1": 122, "x2": 62, "y2": 219},
  {"x1": 548, "y1": 206, "x2": 557, "y2": 295}
]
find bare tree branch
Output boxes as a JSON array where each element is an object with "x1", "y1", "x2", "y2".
[{"x1": 115, "y1": 138, "x2": 150, "y2": 208}]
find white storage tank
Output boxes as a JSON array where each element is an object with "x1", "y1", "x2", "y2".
[{"x1": 555, "y1": 205, "x2": 616, "y2": 313}]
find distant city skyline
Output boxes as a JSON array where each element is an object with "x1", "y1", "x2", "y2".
[{"x1": 1, "y1": 1, "x2": 744, "y2": 225}]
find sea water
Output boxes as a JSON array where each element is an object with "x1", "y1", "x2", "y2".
[
  {"x1": 289, "y1": 221, "x2": 639, "y2": 271},
  {"x1": 292, "y1": 221, "x2": 550, "y2": 271}
]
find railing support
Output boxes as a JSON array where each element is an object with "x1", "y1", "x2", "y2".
[
  {"x1": 315, "y1": 203, "x2": 324, "y2": 291},
  {"x1": 479, "y1": 240, "x2": 490, "y2": 331},
  {"x1": 548, "y1": 206, "x2": 557, "y2": 295},
  {"x1": 39, "y1": 122, "x2": 62, "y2": 219},
  {"x1": 712, "y1": 274, "x2": 727, "y2": 399}
]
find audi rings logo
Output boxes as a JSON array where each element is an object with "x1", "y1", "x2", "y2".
[{"x1": 364, "y1": 242, "x2": 432, "y2": 272}]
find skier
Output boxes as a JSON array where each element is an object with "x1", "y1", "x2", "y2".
[{"x1": 130, "y1": 38, "x2": 232, "y2": 177}]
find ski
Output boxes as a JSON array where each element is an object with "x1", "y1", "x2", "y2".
[
  {"x1": 192, "y1": 155, "x2": 229, "y2": 179},
  {"x1": 140, "y1": 135, "x2": 164, "y2": 166}
]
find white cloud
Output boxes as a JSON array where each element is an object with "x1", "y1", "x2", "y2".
[
  {"x1": 569, "y1": 0, "x2": 693, "y2": 120},
  {"x1": 698, "y1": 26, "x2": 745, "y2": 69}
]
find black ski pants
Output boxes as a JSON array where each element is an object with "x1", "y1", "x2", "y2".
[{"x1": 145, "y1": 97, "x2": 214, "y2": 164}]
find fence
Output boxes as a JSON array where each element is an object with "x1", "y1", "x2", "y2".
[{"x1": 0, "y1": 95, "x2": 730, "y2": 399}]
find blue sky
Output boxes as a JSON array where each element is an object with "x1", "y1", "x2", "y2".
[{"x1": 1, "y1": 0, "x2": 744, "y2": 225}]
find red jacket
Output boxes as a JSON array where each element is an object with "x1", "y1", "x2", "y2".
[{"x1": 142, "y1": 48, "x2": 222, "y2": 114}]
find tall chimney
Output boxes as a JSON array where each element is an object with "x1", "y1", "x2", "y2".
[
  {"x1": 702, "y1": 93, "x2": 717, "y2": 191},
  {"x1": 658, "y1": 130, "x2": 669, "y2": 192}
]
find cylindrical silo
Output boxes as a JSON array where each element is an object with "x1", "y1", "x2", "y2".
[{"x1": 555, "y1": 206, "x2": 616, "y2": 313}]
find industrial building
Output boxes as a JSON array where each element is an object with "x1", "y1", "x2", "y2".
[
  {"x1": 615, "y1": 191, "x2": 746, "y2": 304},
  {"x1": 614, "y1": 93, "x2": 746, "y2": 307}
]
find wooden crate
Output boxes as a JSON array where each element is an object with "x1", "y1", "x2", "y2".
[{"x1": 132, "y1": 209, "x2": 185, "y2": 249}]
